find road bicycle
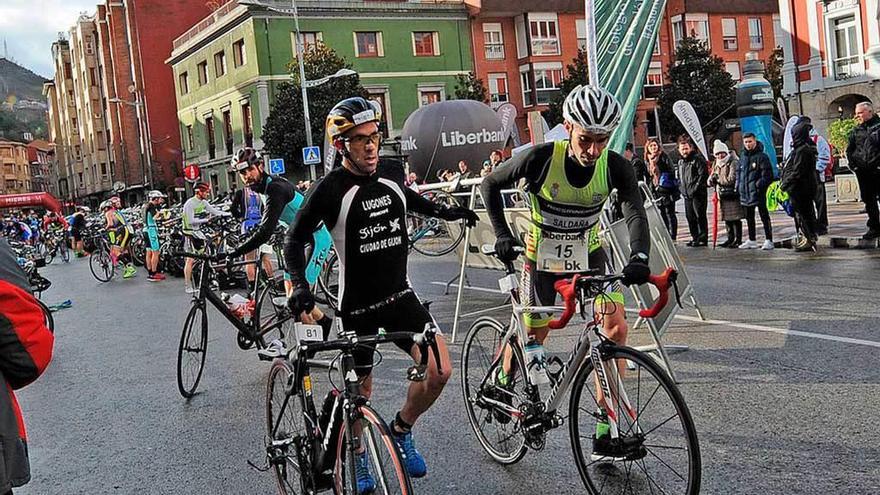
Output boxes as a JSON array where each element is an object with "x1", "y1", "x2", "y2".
[
  {"x1": 88, "y1": 234, "x2": 116, "y2": 283},
  {"x1": 406, "y1": 189, "x2": 466, "y2": 257},
  {"x1": 175, "y1": 248, "x2": 289, "y2": 399},
  {"x1": 461, "y1": 253, "x2": 701, "y2": 494},
  {"x1": 256, "y1": 322, "x2": 442, "y2": 495},
  {"x1": 43, "y1": 228, "x2": 69, "y2": 264}
]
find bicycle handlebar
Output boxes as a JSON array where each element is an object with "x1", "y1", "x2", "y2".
[{"x1": 546, "y1": 267, "x2": 678, "y2": 330}]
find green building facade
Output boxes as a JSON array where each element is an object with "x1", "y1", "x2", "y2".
[{"x1": 167, "y1": 0, "x2": 472, "y2": 191}]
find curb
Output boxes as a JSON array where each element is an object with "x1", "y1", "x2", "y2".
[{"x1": 772, "y1": 236, "x2": 880, "y2": 250}]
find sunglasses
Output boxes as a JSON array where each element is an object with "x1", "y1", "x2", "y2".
[{"x1": 344, "y1": 132, "x2": 382, "y2": 147}]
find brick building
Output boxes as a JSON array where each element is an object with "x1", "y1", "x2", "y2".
[
  {"x1": 0, "y1": 140, "x2": 31, "y2": 195},
  {"x1": 466, "y1": 0, "x2": 781, "y2": 146},
  {"x1": 43, "y1": 79, "x2": 72, "y2": 200},
  {"x1": 26, "y1": 140, "x2": 55, "y2": 194},
  {"x1": 777, "y1": 0, "x2": 880, "y2": 137}
]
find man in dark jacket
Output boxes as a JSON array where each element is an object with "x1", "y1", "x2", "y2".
[
  {"x1": 845, "y1": 101, "x2": 880, "y2": 239},
  {"x1": 736, "y1": 133, "x2": 776, "y2": 249},
  {"x1": 624, "y1": 142, "x2": 648, "y2": 184},
  {"x1": 781, "y1": 118, "x2": 820, "y2": 251},
  {"x1": 0, "y1": 238, "x2": 54, "y2": 494},
  {"x1": 675, "y1": 135, "x2": 708, "y2": 246}
]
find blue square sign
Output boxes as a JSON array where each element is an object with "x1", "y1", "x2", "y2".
[
  {"x1": 268, "y1": 158, "x2": 285, "y2": 175},
  {"x1": 302, "y1": 146, "x2": 322, "y2": 165}
]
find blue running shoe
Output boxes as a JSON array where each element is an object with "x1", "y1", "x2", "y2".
[
  {"x1": 355, "y1": 451, "x2": 376, "y2": 494},
  {"x1": 393, "y1": 430, "x2": 427, "y2": 478}
]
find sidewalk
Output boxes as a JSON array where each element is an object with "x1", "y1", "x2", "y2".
[{"x1": 673, "y1": 182, "x2": 878, "y2": 249}]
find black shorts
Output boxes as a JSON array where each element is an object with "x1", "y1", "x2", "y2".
[
  {"x1": 522, "y1": 247, "x2": 623, "y2": 327},
  {"x1": 340, "y1": 291, "x2": 436, "y2": 377},
  {"x1": 72, "y1": 229, "x2": 83, "y2": 242}
]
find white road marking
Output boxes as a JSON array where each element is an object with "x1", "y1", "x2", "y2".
[{"x1": 430, "y1": 281, "x2": 880, "y2": 349}]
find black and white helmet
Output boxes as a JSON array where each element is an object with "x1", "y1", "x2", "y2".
[
  {"x1": 230, "y1": 147, "x2": 263, "y2": 172},
  {"x1": 148, "y1": 190, "x2": 166, "y2": 200},
  {"x1": 562, "y1": 85, "x2": 622, "y2": 135}
]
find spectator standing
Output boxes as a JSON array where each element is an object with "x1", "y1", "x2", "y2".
[
  {"x1": 676, "y1": 135, "x2": 709, "y2": 246},
  {"x1": 457, "y1": 160, "x2": 474, "y2": 179},
  {"x1": 845, "y1": 101, "x2": 880, "y2": 240},
  {"x1": 624, "y1": 142, "x2": 648, "y2": 184},
  {"x1": 708, "y1": 140, "x2": 743, "y2": 248},
  {"x1": 808, "y1": 122, "x2": 831, "y2": 235},
  {"x1": 644, "y1": 138, "x2": 678, "y2": 238},
  {"x1": 781, "y1": 118, "x2": 820, "y2": 251},
  {"x1": 0, "y1": 237, "x2": 55, "y2": 495},
  {"x1": 488, "y1": 149, "x2": 504, "y2": 170},
  {"x1": 480, "y1": 162, "x2": 493, "y2": 177},
  {"x1": 737, "y1": 133, "x2": 775, "y2": 249}
]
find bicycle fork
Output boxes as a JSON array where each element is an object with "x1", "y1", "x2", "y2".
[{"x1": 590, "y1": 346, "x2": 639, "y2": 439}]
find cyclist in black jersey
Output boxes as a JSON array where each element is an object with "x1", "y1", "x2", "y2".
[
  {"x1": 284, "y1": 97, "x2": 478, "y2": 492},
  {"x1": 482, "y1": 85, "x2": 652, "y2": 461}
]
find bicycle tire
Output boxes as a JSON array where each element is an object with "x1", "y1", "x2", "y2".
[
  {"x1": 37, "y1": 298, "x2": 54, "y2": 334},
  {"x1": 335, "y1": 405, "x2": 413, "y2": 495},
  {"x1": 316, "y1": 250, "x2": 339, "y2": 310},
  {"x1": 60, "y1": 237, "x2": 70, "y2": 263},
  {"x1": 569, "y1": 345, "x2": 701, "y2": 495},
  {"x1": 266, "y1": 359, "x2": 309, "y2": 495},
  {"x1": 409, "y1": 190, "x2": 466, "y2": 257},
  {"x1": 255, "y1": 279, "x2": 291, "y2": 346},
  {"x1": 176, "y1": 303, "x2": 208, "y2": 398},
  {"x1": 89, "y1": 247, "x2": 115, "y2": 283},
  {"x1": 460, "y1": 316, "x2": 528, "y2": 464},
  {"x1": 44, "y1": 243, "x2": 55, "y2": 265}
]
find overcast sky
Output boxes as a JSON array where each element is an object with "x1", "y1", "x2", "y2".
[{"x1": 0, "y1": 0, "x2": 98, "y2": 78}]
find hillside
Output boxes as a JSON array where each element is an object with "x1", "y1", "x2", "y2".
[{"x1": 0, "y1": 57, "x2": 49, "y2": 104}]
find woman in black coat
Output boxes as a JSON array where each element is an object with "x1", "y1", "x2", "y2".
[{"x1": 781, "y1": 118, "x2": 820, "y2": 251}]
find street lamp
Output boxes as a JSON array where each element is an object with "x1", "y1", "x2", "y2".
[{"x1": 239, "y1": 0, "x2": 357, "y2": 180}]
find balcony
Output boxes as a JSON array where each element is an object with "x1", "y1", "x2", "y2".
[
  {"x1": 531, "y1": 38, "x2": 559, "y2": 56},
  {"x1": 833, "y1": 56, "x2": 864, "y2": 81},
  {"x1": 485, "y1": 43, "x2": 504, "y2": 60}
]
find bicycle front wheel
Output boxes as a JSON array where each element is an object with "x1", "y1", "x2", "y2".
[
  {"x1": 59, "y1": 236, "x2": 70, "y2": 262},
  {"x1": 569, "y1": 346, "x2": 701, "y2": 495},
  {"x1": 176, "y1": 303, "x2": 208, "y2": 398},
  {"x1": 335, "y1": 406, "x2": 413, "y2": 495},
  {"x1": 266, "y1": 359, "x2": 308, "y2": 495},
  {"x1": 316, "y1": 250, "x2": 339, "y2": 310},
  {"x1": 89, "y1": 248, "x2": 114, "y2": 283},
  {"x1": 460, "y1": 316, "x2": 528, "y2": 464},
  {"x1": 408, "y1": 190, "x2": 465, "y2": 257}
]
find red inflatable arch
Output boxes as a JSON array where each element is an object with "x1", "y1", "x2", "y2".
[{"x1": 0, "y1": 192, "x2": 63, "y2": 213}]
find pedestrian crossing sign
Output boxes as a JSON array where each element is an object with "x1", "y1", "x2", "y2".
[{"x1": 302, "y1": 146, "x2": 321, "y2": 165}]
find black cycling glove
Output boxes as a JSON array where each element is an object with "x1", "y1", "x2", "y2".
[
  {"x1": 439, "y1": 205, "x2": 479, "y2": 227},
  {"x1": 494, "y1": 234, "x2": 524, "y2": 263},
  {"x1": 621, "y1": 257, "x2": 651, "y2": 286},
  {"x1": 287, "y1": 284, "x2": 316, "y2": 315}
]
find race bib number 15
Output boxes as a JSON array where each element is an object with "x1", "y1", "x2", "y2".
[{"x1": 536, "y1": 232, "x2": 588, "y2": 273}]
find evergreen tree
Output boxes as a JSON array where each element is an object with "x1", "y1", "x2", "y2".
[
  {"x1": 765, "y1": 46, "x2": 784, "y2": 100},
  {"x1": 453, "y1": 72, "x2": 488, "y2": 103},
  {"x1": 657, "y1": 37, "x2": 736, "y2": 140},
  {"x1": 543, "y1": 49, "x2": 590, "y2": 126},
  {"x1": 262, "y1": 43, "x2": 367, "y2": 176}
]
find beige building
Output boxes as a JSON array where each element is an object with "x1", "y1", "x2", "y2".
[
  {"x1": 0, "y1": 140, "x2": 31, "y2": 195},
  {"x1": 43, "y1": 81, "x2": 69, "y2": 199},
  {"x1": 46, "y1": 17, "x2": 114, "y2": 206}
]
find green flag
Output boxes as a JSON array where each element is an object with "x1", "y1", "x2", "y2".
[{"x1": 591, "y1": 0, "x2": 666, "y2": 151}]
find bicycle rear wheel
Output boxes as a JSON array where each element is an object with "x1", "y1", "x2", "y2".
[
  {"x1": 255, "y1": 279, "x2": 292, "y2": 346},
  {"x1": 176, "y1": 303, "x2": 208, "y2": 398},
  {"x1": 569, "y1": 345, "x2": 701, "y2": 495},
  {"x1": 36, "y1": 298, "x2": 54, "y2": 334},
  {"x1": 408, "y1": 190, "x2": 465, "y2": 257},
  {"x1": 266, "y1": 359, "x2": 308, "y2": 495},
  {"x1": 59, "y1": 236, "x2": 70, "y2": 262},
  {"x1": 89, "y1": 247, "x2": 114, "y2": 283},
  {"x1": 335, "y1": 405, "x2": 413, "y2": 495},
  {"x1": 460, "y1": 316, "x2": 528, "y2": 464},
  {"x1": 316, "y1": 250, "x2": 339, "y2": 310}
]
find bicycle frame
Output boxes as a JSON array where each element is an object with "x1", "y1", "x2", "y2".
[{"x1": 480, "y1": 272, "x2": 639, "y2": 440}]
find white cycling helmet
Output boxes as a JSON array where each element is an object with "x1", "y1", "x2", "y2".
[
  {"x1": 148, "y1": 190, "x2": 167, "y2": 200},
  {"x1": 562, "y1": 85, "x2": 622, "y2": 135}
]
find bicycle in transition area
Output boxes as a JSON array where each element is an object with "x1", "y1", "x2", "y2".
[
  {"x1": 256, "y1": 322, "x2": 443, "y2": 495},
  {"x1": 460, "y1": 252, "x2": 701, "y2": 495},
  {"x1": 406, "y1": 188, "x2": 466, "y2": 257},
  {"x1": 88, "y1": 234, "x2": 116, "y2": 283},
  {"x1": 174, "y1": 249, "x2": 289, "y2": 399}
]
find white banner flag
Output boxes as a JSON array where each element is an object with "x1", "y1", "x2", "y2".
[{"x1": 672, "y1": 100, "x2": 708, "y2": 160}]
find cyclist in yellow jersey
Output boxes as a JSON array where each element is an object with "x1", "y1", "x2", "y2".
[
  {"x1": 481, "y1": 85, "x2": 652, "y2": 460},
  {"x1": 103, "y1": 196, "x2": 137, "y2": 279}
]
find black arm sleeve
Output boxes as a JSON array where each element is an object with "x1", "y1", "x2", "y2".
[
  {"x1": 234, "y1": 185, "x2": 285, "y2": 255},
  {"x1": 283, "y1": 182, "x2": 328, "y2": 286},
  {"x1": 480, "y1": 144, "x2": 551, "y2": 239},
  {"x1": 405, "y1": 187, "x2": 444, "y2": 217},
  {"x1": 608, "y1": 153, "x2": 651, "y2": 257},
  {"x1": 230, "y1": 189, "x2": 244, "y2": 220}
]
